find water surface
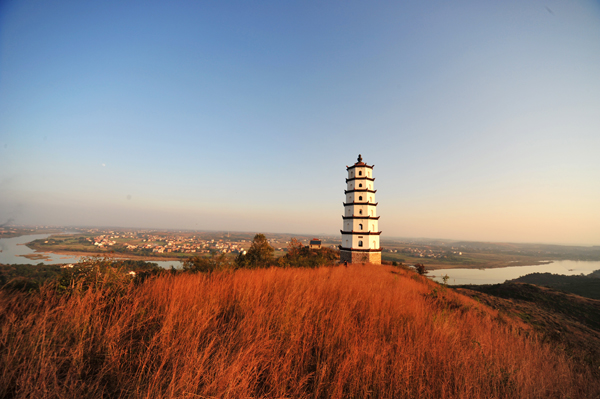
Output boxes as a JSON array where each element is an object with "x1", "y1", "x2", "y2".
[
  {"x1": 0, "y1": 234, "x2": 182, "y2": 269},
  {"x1": 428, "y1": 260, "x2": 600, "y2": 285}
]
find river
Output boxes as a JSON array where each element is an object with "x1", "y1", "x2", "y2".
[
  {"x1": 0, "y1": 234, "x2": 182, "y2": 269},
  {"x1": 2, "y1": 234, "x2": 599, "y2": 283},
  {"x1": 428, "y1": 260, "x2": 600, "y2": 285}
]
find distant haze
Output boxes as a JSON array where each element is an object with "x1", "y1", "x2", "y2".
[{"x1": 1, "y1": 1, "x2": 599, "y2": 246}]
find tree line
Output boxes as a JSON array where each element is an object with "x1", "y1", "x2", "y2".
[
  {"x1": 182, "y1": 234, "x2": 339, "y2": 273},
  {"x1": 1, "y1": 234, "x2": 340, "y2": 292}
]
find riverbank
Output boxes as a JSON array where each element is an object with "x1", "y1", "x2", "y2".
[
  {"x1": 424, "y1": 259, "x2": 552, "y2": 270},
  {"x1": 32, "y1": 249, "x2": 181, "y2": 262},
  {"x1": 31, "y1": 249, "x2": 554, "y2": 269},
  {"x1": 427, "y1": 260, "x2": 600, "y2": 286}
]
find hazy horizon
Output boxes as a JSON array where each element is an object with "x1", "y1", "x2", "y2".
[
  {"x1": 3, "y1": 223, "x2": 598, "y2": 249},
  {"x1": 1, "y1": 1, "x2": 599, "y2": 246}
]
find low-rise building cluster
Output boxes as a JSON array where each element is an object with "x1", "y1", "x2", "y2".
[
  {"x1": 398, "y1": 247, "x2": 461, "y2": 259},
  {"x1": 86, "y1": 232, "x2": 245, "y2": 255}
]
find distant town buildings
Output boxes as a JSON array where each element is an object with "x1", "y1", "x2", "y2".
[
  {"x1": 340, "y1": 154, "x2": 382, "y2": 264},
  {"x1": 87, "y1": 233, "x2": 243, "y2": 255}
]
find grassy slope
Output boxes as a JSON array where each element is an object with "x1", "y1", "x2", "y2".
[
  {"x1": 456, "y1": 282, "x2": 600, "y2": 378},
  {"x1": 0, "y1": 265, "x2": 598, "y2": 398}
]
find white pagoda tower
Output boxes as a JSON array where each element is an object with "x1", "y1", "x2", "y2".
[{"x1": 340, "y1": 154, "x2": 382, "y2": 264}]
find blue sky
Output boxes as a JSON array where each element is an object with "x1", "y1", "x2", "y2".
[{"x1": 1, "y1": 0, "x2": 599, "y2": 245}]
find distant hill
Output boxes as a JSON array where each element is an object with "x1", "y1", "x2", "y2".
[{"x1": 509, "y1": 270, "x2": 600, "y2": 300}]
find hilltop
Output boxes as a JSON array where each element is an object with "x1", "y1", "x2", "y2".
[{"x1": 1, "y1": 263, "x2": 598, "y2": 398}]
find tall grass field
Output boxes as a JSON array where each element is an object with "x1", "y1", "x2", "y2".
[{"x1": 1, "y1": 264, "x2": 597, "y2": 398}]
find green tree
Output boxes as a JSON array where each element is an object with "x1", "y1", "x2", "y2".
[
  {"x1": 183, "y1": 253, "x2": 231, "y2": 273},
  {"x1": 278, "y1": 238, "x2": 339, "y2": 268},
  {"x1": 236, "y1": 234, "x2": 274, "y2": 269},
  {"x1": 442, "y1": 274, "x2": 449, "y2": 286},
  {"x1": 279, "y1": 238, "x2": 304, "y2": 267}
]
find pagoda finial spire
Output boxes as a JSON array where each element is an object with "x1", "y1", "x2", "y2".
[{"x1": 357, "y1": 154, "x2": 362, "y2": 163}]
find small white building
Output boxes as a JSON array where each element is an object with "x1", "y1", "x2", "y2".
[
  {"x1": 340, "y1": 154, "x2": 382, "y2": 264},
  {"x1": 309, "y1": 238, "x2": 322, "y2": 249}
]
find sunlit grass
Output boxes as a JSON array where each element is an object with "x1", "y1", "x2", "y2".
[{"x1": 0, "y1": 265, "x2": 596, "y2": 398}]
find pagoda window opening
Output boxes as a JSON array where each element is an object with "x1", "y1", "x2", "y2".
[
  {"x1": 359, "y1": 171, "x2": 362, "y2": 176},
  {"x1": 359, "y1": 210, "x2": 363, "y2": 215},
  {"x1": 359, "y1": 196, "x2": 363, "y2": 201},
  {"x1": 358, "y1": 240, "x2": 363, "y2": 247},
  {"x1": 359, "y1": 183, "x2": 363, "y2": 187},
  {"x1": 359, "y1": 224, "x2": 363, "y2": 230}
]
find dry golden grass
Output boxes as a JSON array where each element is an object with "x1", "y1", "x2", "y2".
[{"x1": 0, "y1": 264, "x2": 597, "y2": 398}]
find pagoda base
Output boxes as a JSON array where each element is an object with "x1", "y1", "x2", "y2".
[{"x1": 340, "y1": 250, "x2": 381, "y2": 265}]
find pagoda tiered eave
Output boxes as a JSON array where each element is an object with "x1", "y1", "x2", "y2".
[
  {"x1": 344, "y1": 189, "x2": 377, "y2": 194},
  {"x1": 343, "y1": 202, "x2": 379, "y2": 206},
  {"x1": 346, "y1": 177, "x2": 375, "y2": 183},
  {"x1": 338, "y1": 246, "x2": 382, "y2": 252},
  {"x1": 346, "y1": 164, "x2": 374, "y2": 170},
  {"x1": 340, "y1": 230, "x2": 382, "y2": 235},
  {"x1": 341, "y1": 215, "x2": 380, "y2": 220}
]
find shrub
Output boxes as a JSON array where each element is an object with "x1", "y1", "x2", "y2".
[
  {"x1": 278, "y1": 238, "x2": 339, "y2": 268},
  {"x1": 182, "y1": 253, "x2": 232, "y2": 273},
  {"x1": 56, "y1": 257, "x2": 138, "y2": 296},
  {"x1": 235, "y1": 234, "x2": 275, "y2": 269}
]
